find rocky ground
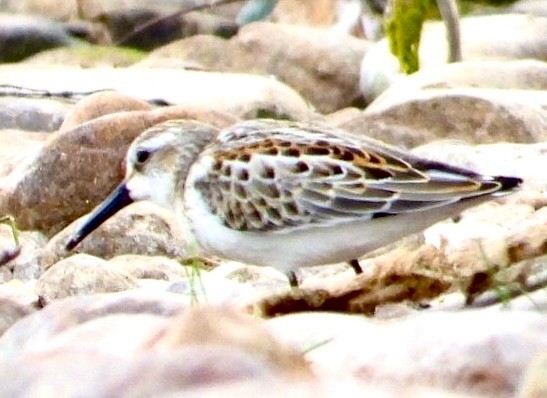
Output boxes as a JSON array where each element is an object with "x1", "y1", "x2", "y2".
[{"x1": 0, "y1": 0, "x2": 546, "y2": 397}]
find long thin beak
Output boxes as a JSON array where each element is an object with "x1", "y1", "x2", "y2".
[{"x1": 66, "y1": 182, "x2": 134, "y2": 250}]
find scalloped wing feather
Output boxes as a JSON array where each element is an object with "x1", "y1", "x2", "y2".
[{"x1": 193, "y1": 121, "x2": 504, "y2": 232}]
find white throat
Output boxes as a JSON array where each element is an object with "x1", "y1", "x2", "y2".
[{"x1": 126, "y1": 172, "x2": 177, "y2": 211}]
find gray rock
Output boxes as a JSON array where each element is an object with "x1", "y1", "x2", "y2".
[
  {"x1": 59, "y1": 90, "x2": 153, "y2": 132},
  {"x1": 22, "y1": 45, "x2": 145, "y2": 68},
  {"x1": 164, "y1": 380, "x2": 480, "y2": 398},
  {"x1": 108, "y1": 254, "x2": 189, "y2": 281},
  {"x1": 209, "y1": 261, "x2": 291, "y2": 295},
  {"x1": 0, "y1": 297, "x2": 36, "y2": 337},
  {"x1": 0, "y1": 283, "x2": 39, "y2": 336},
  {"x1": 93, "y1": 8, "x2": 183, "y2": 51},
  {"x1": 517, "y1": 352, "x2": 547, "y2": 398},
  {"x1": 0, "y1": 97, "x2": 71, "y2": 131},
  {"x1": 0, "y1": 305, "x2": 311, "y2": 397},
  {"x1": 360, "y1": 15, "x2": 547, "y2": 102},
  {"x1": 0, "y1": 129, "x2": 48, "y2": 178},
  {"x1": 138, "y1": 21, "x2": 371, "y2": 113},
  {"x1": 372, "y1": 60, "x2": 547, "y2": 103},
  {"x1": 39, "y1": 202, "x2": 189, "y2": 270},
  {"x1": 266, "y1": 310, "x2": 547, "y2": 397},
  {"x1": 512, "y1": 0, "x2": 547, "y2": 16},
  {"x1": 0, "y1": 105, "x2": 232, "y2": 236},
  {"x1": 420, "y1": 14, "x2": 547, "y2": 66},
  {"x1": 135, "y1": 34, "x2": 256, "y2": 71},
  {"x1": 35, "y1": 253, "x2": 138, "y2": 303},
  {"x1": 339, "y1": 89, "x2": 547, "y2": 148},
  {"x1": 0, "y1": 13, "x2": 74, "y2": 63},
  {"x1": 233, "y1": 22, "x2": 371, "y2": 113},
  {"x1": 0, "y1": 65, "x2": 311, "y2": 120},
  {"x1": 180, "y1": 11, "x2": 239, "y2": 38},
  {"x1": 0, "y1": 290, "x2": 190, "y2": 358},
  {"x1": 0, "y1": 0, "x2": 183, "y2": 21},
  {"x1": 0, "y1": 224, "x2": 46, "y2": 282},
  {"x1": 0, "y1": 346, "x2": 279, "y2": 398}
]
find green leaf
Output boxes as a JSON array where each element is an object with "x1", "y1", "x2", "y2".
[{"x1": 385, "y1": 0, "x2": 435, "y2": 74}]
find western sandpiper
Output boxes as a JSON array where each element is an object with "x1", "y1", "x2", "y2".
[{"x1": 66, "y1": 119, "x2": 521, "y2": 286}]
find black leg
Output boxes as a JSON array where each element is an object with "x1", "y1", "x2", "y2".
[
  {"x1": 348, "y1": 259, "x2": 363, "y2": 274},
  {"x1": 288, "y1": 271, "x2": 299, "y2": 287}
]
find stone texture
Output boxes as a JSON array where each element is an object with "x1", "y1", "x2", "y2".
[
  {"x1": 0, "y1": 297, "x2": 36, "y2": 337},
  {"x1": 360, "y1": 16, "x2": 547, "y2": 102},
  {"x1": 324, "y1": 107, "x2": 362, "y2": 126},
  {"x1": 269, "y1": 0, "x2": 376, "y2": 39},
  {"x1": 92, "y1": 9, "x2": 238, "y2": 51},
  {"x1": 0, "y1": 304, "x2": 312, "y2": 397},
  {"x1": 151, "y1": 307, "x2": 312, "y2": 378},
  {"x1": 163, "y1": 268, "x2": 266, "y2": 309},
  {"x1": 0, "y1": 66, "x2": 312, "y2": 120},
  {"x1": 0, "y1": 0, "x2": 91, "y2": 21},
  {"x1": 0, "y1": 13, "x2": 74, "y2": 63},
  {"x1": 512, "y1": 0, "x2": 547, "y2": 16},
  {"x1": 0, "y1": 0, "x2": 184, "y2": 21},
  {"x1": 0, "y1": 347, "x2": 280, "y2": 398},
  {"x1": 180, "y1": 11, "x2": 239, "y2": 38},
  {"x1": 0, "y1": 289, "x2": 544, "y2": 397},
  {"x1": 0, "y1": 290, "x2": 189, "y2": 358},
  {"x1": 23, "y1": 45, "x2": 145, "y2": 68},
  {"x1": 266, "y1": 310, "x2": 547, "y2": 398},
  {"x1": 6, "y1": 306, "x2": 311, "y2": 379},
  {"x1": 0, "y1": 224, "x2": 46, "y2": 281},
  {"x1": 209, "y1": 261, "x2": 290, "y2": 295},
  {"x1": 359, "y1": 40, "x2": 400, "y2": 104},
  {"x1": 170, "y1": 381, "x2": 483, "y2": 398},
  {"x1": 135, "y1": 34, "x2": 256, "y2": 71},
  {"x1": 271, "y1": 0, "x2": 337, "y2": 26},
  {"x1": 108, "y1": 254, "x2": 189, "y2": 281},
  {"x1": 0, "y1": 105, "x2": 234, "y2": 236},
  {"x1": 420, "y1": 14, "x2": 547, "y2": 66},
  {"x1": 0, "y1": 130, "x2": 48, "y2": 178},
  {"x1": 234, "y1": 22, "x2": 370, "y2": 113},
  {"x1": 468, "y1": 254, "x2": 547, "y2": 311},
  {"x1": 41, "y1": 247, "x2": 265, "y2": 309},
  {"x1": 39, "y1": 202, "x2": 188, "y2": 270},
  {"x1": 517, "y1": 352, "x2": 547, "y2": 398},
  {"x1": 59, "y1": 90, "x2": 153, "y2": 132},
  {"x1": 338, "y1": 89, "x2": 547, "y2": 148},
  {"x1": 0, "y1": 97, "x2": 71, "y2": 131},
  {"x1": 139, "y1": 22, "x2": 371, "y2": 113},
  {"x1": 0, "y1": 282, "x2": 40, "y2": 336},
  {"x1": 92, "y1": 8, "x2": 184, "y2": 51},
  {"x1": 371, "y1": 60, "x2": 547, "y2": 105},
  {"x1": 35, "y1": 253, "x2": 138, "y2": 303}
]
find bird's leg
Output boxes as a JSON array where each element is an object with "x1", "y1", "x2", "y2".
[
  {"x1": 348, "y1": 259, "x2": 363, "y2": 274},
  {"x1": 288, "y1": 271, "x2": 299, "y2": 287}
]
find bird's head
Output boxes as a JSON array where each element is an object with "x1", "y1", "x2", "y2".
[{"x1": 66, "y1": 119, "x2": 218, "y2": 250}]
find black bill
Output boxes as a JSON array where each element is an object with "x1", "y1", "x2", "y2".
[{"x1": 66, "y1": 182, "x2": 134, "y2": 250}]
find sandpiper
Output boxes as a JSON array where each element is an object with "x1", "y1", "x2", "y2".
[{"x1": 66, "y1": 118, "x2": 521, "y2": 286}]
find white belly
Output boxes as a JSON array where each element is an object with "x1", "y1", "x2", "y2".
[{"x1": 183, "y1": 183, "x2": 492, "y2": 274}]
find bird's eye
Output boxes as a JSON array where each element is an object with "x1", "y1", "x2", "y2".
[{"x1": 136, "y1": 150, "x2": 150, "y2": 164}]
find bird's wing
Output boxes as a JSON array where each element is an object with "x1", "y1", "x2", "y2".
[{"x1": 194, "y1": 120, "x2": 506, "y2": 232}]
